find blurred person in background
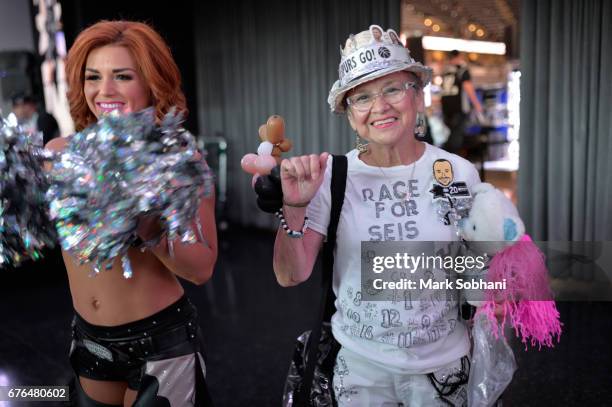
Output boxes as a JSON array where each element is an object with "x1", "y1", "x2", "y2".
[
  {"x1": 440, "y1": 50, "x2": 483, "y2": 155},
  {"x1": 10, "y1": 92, "x2": 60, "y2": 145}
]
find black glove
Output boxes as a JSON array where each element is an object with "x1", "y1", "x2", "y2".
[{"x1": 254, "y1": 165, "x2": 283, "y2": 213}]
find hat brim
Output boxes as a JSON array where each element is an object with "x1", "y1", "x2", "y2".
[{"x1": 328, "y1": 62, "x2": 432, "y2": 114}]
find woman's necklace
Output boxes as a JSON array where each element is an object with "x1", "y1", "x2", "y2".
[{"x1": 362, "y1": 144, "x2": 420, "y2": 201}]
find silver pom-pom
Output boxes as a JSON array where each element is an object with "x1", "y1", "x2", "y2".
[
  {"x1": 47, "y1": 108, "x2": 213, "y2": 277},
  {"x1": 0, "y1": 117, "x2": 56, "y2": 266}
]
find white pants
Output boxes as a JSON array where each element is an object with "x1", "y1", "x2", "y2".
[{"x1": 333, "y1": 347, "x2": 469, "y2": 406}]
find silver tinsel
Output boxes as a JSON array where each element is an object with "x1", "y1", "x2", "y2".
[
  {"x1": 46, "y1": 108, "x2": 213, "y2": 278},
  {"x1": 435, "y1": 195, "x2": 473, "y2": 236},
  {"x1": 0, "y1": 117, "x2": 56, "y2": 266}
]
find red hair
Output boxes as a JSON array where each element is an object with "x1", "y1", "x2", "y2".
[{"x1": 65, "y1": 20, "x2": 187, "y2": 131}]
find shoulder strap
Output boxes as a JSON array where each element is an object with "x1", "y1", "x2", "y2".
[
  {"x1": 295, "y1": 154, "x2": 347, "y2": 406},
  {"x1": 322, "y1": 155, "x2": 347, "y2": 321}
]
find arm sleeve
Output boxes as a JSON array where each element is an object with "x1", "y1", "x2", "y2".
[
  {"x1": 305, "y1": 154, "x2": 333, "y2": 237},
  {"x1": 465, "y1": 162, "x2": 481, "y2": 190}
]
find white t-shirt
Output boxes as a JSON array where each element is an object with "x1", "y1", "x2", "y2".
[{"x1": 306, "y1": 142, "x2": 480, "y2": 374}]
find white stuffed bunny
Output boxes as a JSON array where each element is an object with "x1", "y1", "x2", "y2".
[{"x1": 459, "y1": 182, "x2": 524, "y2": 243}]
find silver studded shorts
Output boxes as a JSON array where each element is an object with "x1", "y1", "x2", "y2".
[{"x1": 69, "y1": 296, "x2": 211, "y2": 405}]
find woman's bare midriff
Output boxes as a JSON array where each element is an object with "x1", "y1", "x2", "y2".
[{"x1": 64, "y1": 246, "x2": 184, "y2": 326}]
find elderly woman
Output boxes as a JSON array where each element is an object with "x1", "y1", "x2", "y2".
[
  {"x1": 273, "y1": 26, "x2": 479, "y2": 406},
  {"x1": 46, "y1": 21, "x2": 217, "y2": 406}
]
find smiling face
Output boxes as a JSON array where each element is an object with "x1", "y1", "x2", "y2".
[
  {"x1": 390, "y1": 32, "x2": 400, "y2": 44},
  {"x1": 347, "y1": 71, "x2": 422, "y2": 149},
  {"x1": 84, "y1": 45, "x2": 150, "y2": 118},
  {"x1": 433, "y1": 159, "x2": 454, "y2": 186},
  {"x1": 372, "y1": 27, "x2": 382, "y2": 41}
]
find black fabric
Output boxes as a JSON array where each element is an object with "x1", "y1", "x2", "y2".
[
  {"x1": 442, "y1": 113, "x2": 469, "y2": 155},
  {"x1": 284, "y1": 324, "x2": 341, "y2": 406},
  {"x1": 441, "y1": 64, "x2": 471, "y2": 154},
  {"x1": 69, "y1": 296, "x2": 209, "y2": 400},
  {"x1": 322, "y1": 156, "x2": 348, "y2": 323},
  {"x1": 441, "y1": 65, "x2": 470, "y2": 118},
  {"x1": 37, "y1": 111, "x2": 60, "y2": 145},
  {"x1": 194, "y1": 354, "x2": 215, "y2": 406},
  {"x1": 132, "y1": 374, "x2": 171, "y2": 407},
  {"x1": 131, "y1": 350, "x2": 213, "y2": 407},
  {"x1": 294, "y1": 155, "x2": 347, "y2": 406},
  {"x1": 72, "y1": 296, "x2": 195, "y2": 341},
  {"x1": 254, "y1": 166, "x2": 283, "y2": 213}
]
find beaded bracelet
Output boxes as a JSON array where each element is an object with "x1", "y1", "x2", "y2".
[{"x1": 275, "y1": 208, "x2": 308, "y2": 238}]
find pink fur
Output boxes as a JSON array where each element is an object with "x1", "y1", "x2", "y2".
[{"x1": 475, "y1": 235, "x2": 562, "y2": 349}]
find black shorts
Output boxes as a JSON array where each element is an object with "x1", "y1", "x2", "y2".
[{"x1": 69, "y1": 296, "x2": 211, "y2": 405}]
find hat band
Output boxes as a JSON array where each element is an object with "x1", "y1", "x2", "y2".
[
  {"x1": 341, "y1": 60, "x2": 412, "y2": 88},
  {"x1": 338, "y1": 43, "x2": 413, "y2": 84}
]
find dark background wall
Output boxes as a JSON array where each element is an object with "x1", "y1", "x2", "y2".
[
  {"x1": 0, "y1": 0, "x2": 37, "y2": 114},
  {"x1": 0, "y1": 0, "x2": 35, "y2": 51},
  {"x1": 194, "y1": 0, "x2": 401, "y2": 227},
  {"x1": 518, "y1": 0, "x2": 612, "y2": 241},
  {"x1": 55, "y1": 0, "x2": 403, "y2": 228}
]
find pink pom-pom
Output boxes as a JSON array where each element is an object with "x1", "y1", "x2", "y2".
[{"x1": 475, "y1": 235, "x2": 563, "y2": 349}]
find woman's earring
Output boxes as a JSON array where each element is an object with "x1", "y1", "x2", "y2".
[
  {"x1": 414, "y1": 113, "x2": 426, "y2": 138},
  {"x1": 355, "y1": 133, "x2": 368, "y2": 153}
]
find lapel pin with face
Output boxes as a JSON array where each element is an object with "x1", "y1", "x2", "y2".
[{"x1": 429, "y1": 159, "x2": 473, "y2": 227}]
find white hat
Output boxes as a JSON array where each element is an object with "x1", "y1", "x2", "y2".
[{"x1": 328, "y1": 25, "x2": 432, "y2": 113}]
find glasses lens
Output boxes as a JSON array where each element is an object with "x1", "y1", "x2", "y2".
[
  {"x1": 349, "y1": 82, "x2": 416, "y2": 111},
  {"x1": 383, "y1": 83, "x2": 409, "y2": 103},
  {"x1": 350, "y1": 94, "x2": 373, "y2": 110}
]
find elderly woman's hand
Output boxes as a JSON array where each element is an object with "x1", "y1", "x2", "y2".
[{"x1": 280, "y1": 153, "x2": 329, "y2": 207}]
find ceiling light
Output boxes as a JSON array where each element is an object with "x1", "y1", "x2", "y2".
[
  {"x1": 432, "y1": 51, "x2": 445, "y2": 61},
  {"x1": 424, "y1": 18, "x2": 433, "y2": 27},
  {"x1": 432, "y1": 24, "x2": 441, "y2": 32},
  {"x1": 422, "y1": 35, "x2": 506, "y2": 55},
  {"x1": 468, "y1": 24, "x2": 477, "y2": 32},
  {"x1": 476, "y1": 29, "x2": 485, "y2": 37}
]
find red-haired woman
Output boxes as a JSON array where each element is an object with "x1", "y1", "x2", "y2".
[{"x1": 46, "y1": 21, "x2": 217, "y2": 406}]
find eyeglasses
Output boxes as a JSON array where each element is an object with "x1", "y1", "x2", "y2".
[{"x1": 346, "y1": 81, "x2": 419, "y2": 112}]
